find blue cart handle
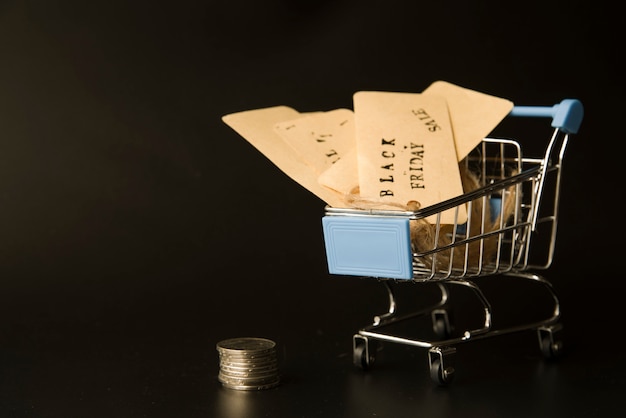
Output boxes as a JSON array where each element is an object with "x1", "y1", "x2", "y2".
[{"x1": 509, "y1": 99, "x2": 583, "y2": 134}]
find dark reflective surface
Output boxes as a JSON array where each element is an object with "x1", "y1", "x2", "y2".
[{"x1": 0, "y1": 1, "x2": 621, "y2": 417}]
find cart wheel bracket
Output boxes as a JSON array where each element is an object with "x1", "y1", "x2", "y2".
[
  {"x1": 431, "y1": 308, "x2": 454, "y2": 340},
  {"x1": 428, "y1": 346, "x2": 456, "y2": 385},
  {"x1": 537, "y1": 324, "x2": 564, "y2": 360},
  {"x1": 353, "y1": 334, "x2": 377, "y2": 370}
]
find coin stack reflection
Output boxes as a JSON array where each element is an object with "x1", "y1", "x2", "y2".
[{"x1": 216, "y1": 337, "x2": 280, "y2": 390}]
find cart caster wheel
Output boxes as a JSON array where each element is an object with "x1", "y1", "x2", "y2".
[
  {"x1": 538, "y1": 325, "x2": 563, "y2": 360},
  {"x1": 430, "y1": 358, "x2": 455, "y2": 385},
  {"x1": 353, "y1": 335, "x2": 375, "y2": 370},
  {"x1": 431, "y1": 309, "x2": 453, "y2": 339},
  {"x1": 428, "y1": 346, "x2": 456, "y2": 385},
  {"x1": 540, "y1": 336, "x2": 562, "y2": 359}
]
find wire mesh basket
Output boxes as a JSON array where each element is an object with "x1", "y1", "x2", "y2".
[{"x1": 321, "y1": 99, "x2": 583, "y2": 385}]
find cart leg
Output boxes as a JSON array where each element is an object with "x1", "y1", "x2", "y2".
[
  {"x1": 428, "y1": 346, "x2": 456, "y2": 385},
  {"x1": 537, "y1": 323, "x2": 564, "y2": 360},
  {"x1": 353, "y1": 334, "x2": 377, "y2": 370}
]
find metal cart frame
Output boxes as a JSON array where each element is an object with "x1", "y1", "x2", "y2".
[{"x1": 321, "y1": 99, "x2": 583, "y2": 385}]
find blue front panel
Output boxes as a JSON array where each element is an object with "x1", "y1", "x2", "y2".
[{"x1": 322, "y1": 216, "x2": 413, "y2": 279}]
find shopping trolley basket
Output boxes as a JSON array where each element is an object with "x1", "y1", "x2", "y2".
[{"x1": 321, "y1": 99, "x2": 583, "y2": 385}]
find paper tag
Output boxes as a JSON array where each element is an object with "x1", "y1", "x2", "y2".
[
  {"x1": 353, "y1": 91, "x2": 466, "y2": 222},
  {"x1": 422, "y1": 81, "x2": 514, "y2": 160},
  {"x1": 273, "y1": 108, "x2": 355, "y2": 176},
  {"x1": 317, "y1": 146, "x2": 359, "y2": 197},
  {"x1": 222, "y1": 106, "x2": 346, "y2": 207}
]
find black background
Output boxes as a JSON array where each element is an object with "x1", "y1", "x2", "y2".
[{"x1": 0, "y1": 1, "x2": 623, "y2": 417}]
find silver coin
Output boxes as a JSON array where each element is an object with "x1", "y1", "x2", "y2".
[
  {"x1": 219, "y1": 376, "x2": 279, "y2": 384},
  {"x1": 216, "y1": 337, "x2": 276, "y2": 355},
  {"x1": 218, "y1": 351, "x2": 274, "y2": 357},
  {"x1": 219, "y1": 368, "x2": 278, "y2": 378},
  {"x1": 220, "y1": 364, "x2": 278, "y2": 374},
  {"x1": 218, "y1": 355, "x2": 277, "y2": 366},
  {"x1": 219, "y1": 372, "x2": 278, "y2": 381},
  {"x1": 219, "y1": 349, "x2": 277, "y2": 358},
  {"x1": 219, "y1": 379, "x2": 280, "y2": 391},
  {"x1": 220, "y1": 364, "x2": 279, "y2": 375},
  {"x1": 218, "y1": 355, "x2": 278, "y2": 366},
  {"x1": 219, "y1": 367, "x2": 278, "y2": 376}
]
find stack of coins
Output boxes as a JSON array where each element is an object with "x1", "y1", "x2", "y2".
[{"x1": 216, "y1": 337, "x2": 280, "y2": 390}]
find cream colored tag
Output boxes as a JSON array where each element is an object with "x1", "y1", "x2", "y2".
[
  {"x1": 354, "y1": 91, "x2": 466, "y2": 222},
  {"x1": 423, "y1": 81, "x2": 514, "y2": 160},
  {"x1": 273, "y1": 108, "x2": 355, "y2": 176},
  {"x1": 317, "y1": 146, "x2": 359, "y2": 198},
  {"x1": 222, "y1": 106, "x2": 345, "y2": 207}
]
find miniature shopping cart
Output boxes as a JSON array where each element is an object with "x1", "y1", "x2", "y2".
[{"x1": 321, "y1": 99, "x2": 583, "y2": 385}]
